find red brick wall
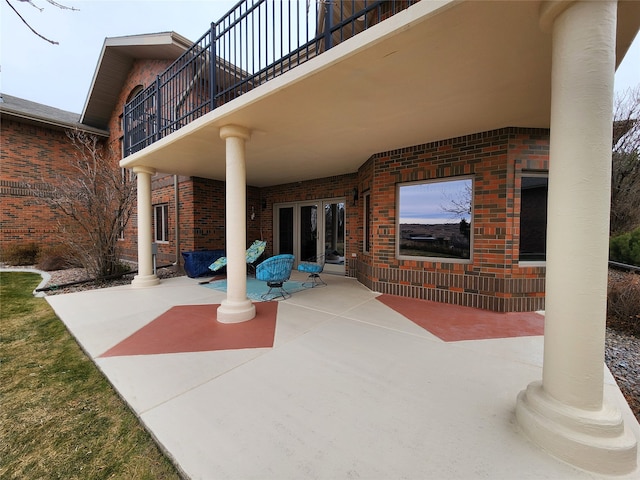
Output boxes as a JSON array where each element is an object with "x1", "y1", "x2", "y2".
[
  {"x1": 356, "y1": 127, "x2": 549, "y2": 312},
  {"x1": 128, "y1": 175, "x2": 261, "y2": 266},
  {"x1": 0, "y1": 119, "x2": 91, "y2": 249},
  {"x1": 106, "y1": 59, "x2": 175, "y2": 156},
  {"x1": 111, "y1": 59, "x2": 178, "y2": 263}
]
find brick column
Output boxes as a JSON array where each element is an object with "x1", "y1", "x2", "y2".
[
  {"x1": 216, "y1": 125, "x2": 256, "y2": 323},
  {"x1": 131, "y1": 166, "x2": 160, "y2": 288},
  {"x1": 516, "y1": 1, "x2": 637, "y2": 474}
]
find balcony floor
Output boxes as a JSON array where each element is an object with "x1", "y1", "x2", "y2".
[{"x1": 46, "y1": 272, "x2": 639, "y2": 479}]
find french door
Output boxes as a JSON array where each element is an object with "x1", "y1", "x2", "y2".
[{"x1": 274, "y1": 198, "x2": 345, "y2": 274}]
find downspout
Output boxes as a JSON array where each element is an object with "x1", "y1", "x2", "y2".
[{"x1": 174, "y1": 174, "x2": 181, "y2": 270}]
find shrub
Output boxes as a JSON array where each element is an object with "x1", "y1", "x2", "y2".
[
  {"x1": 36, "y1": 245, "x2": 81, "y2": 271},
  {"x1": 607, "y1": 271, "x2": 640, "y2": 336},
  {"x1": 609, "y1": 227, "x2": 640, "y2": 266},
  {"x1": 0, "y1": 243, "x2": 40, "y2": 266}
]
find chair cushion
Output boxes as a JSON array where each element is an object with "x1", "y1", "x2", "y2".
[
  {"x1": 256, "y1": 254, "x2": 295, "y2": 282},
  {"x1": 246, "y1": 240, "x2": 266, "y2": 263},
  {"x1": 297, "y1": 262, "x2": 322, "y2": 274},
  {"x1": 209, "y1": 256, "x2": 228, "y2": 272}
]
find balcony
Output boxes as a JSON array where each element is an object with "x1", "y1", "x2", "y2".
[{"x1": 123, "y1": 0, "x2": 417, "y2": 157}]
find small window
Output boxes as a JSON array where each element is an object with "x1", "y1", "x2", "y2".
[
  {"x1": 154, "y1": 204, "x2": 169, "y2": 243},
  {"x1": 397, "y1": 177, "x2": 472, "y2": 261},
  {"x1": 117, "y1": 217, "x2": 125, "y2": 240},
  {"x1": 126, "y1": 85, "x2": 144, "y2": 103},
  {"x1": 519, "y1": 175, "x2": 548, "y2": 262},
  {"x1": 363, "y1": 192, "x2": 372, "y2": 253}
]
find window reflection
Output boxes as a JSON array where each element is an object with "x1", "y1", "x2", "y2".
[{"x1": 397, "y1": 178, "x2": 472, "y2": 260}]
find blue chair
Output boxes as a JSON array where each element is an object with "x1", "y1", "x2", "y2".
[
  {"x1": 297, "y1": 254, "x2": 326, "y2": 287},
  {"x1": 256, "y1": 254, "x2": 295, "y2": 300}
]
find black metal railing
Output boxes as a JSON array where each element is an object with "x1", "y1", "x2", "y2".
[{"x1": 124, "y1": 0, "x2": 417, "y2": 156}]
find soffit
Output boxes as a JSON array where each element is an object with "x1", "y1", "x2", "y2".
[{"x1": 121, "y1": 0, "x2": 640, "y2": 188}]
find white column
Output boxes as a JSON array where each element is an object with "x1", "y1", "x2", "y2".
[
  {"x1": 131, "y1": 166, "x2": 160, "y2": 288},
  {"x1": 516, "y1": 1, "x2": 637, "y2": 475},
  {"x1": 216, "y1": 125, "x2": 256, "y2": 323}
]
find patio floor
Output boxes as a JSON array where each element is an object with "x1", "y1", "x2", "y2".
[{"x1": 45, "y1": 271, "x2": 640, "y2": 479}]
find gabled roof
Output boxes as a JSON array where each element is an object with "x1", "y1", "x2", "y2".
[
  {"x1": 80, "y1": 32, "x2": 193, "y2": 130},
  {"x1": 0, "y1": 93, "x2": 108, "y2": 136}
]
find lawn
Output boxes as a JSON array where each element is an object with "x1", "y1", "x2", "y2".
[{"x1": 0, "y1": 272, "x2": 181, "y2": 479}]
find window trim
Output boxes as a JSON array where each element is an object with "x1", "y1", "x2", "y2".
[
  {"x1": 396, "y1": 175, "x2": 474, "y2": 264},
  {"x1": 154, "y1": 203, "x2": 169, "y2": 243},
  {"x1": 518, "y1": 172, "x2": 548, "y2": 267}
]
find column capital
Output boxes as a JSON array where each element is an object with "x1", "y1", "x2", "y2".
[
  {"x1": 219, "y1": 124, "x2": 251, "y2": 141},
  {"x1": 132, "y1": 165, "x2": 156, "y2": 176},
  {"x1": 539, "y1": 1, "x2": 576, "y2": 33}
]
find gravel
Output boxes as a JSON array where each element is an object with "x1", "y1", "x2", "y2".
[
  {"x1": 5, "y1": 264, "x2": 639, "y2": 422},
  {"x1": 40, "y1": 265, "x2": 182, "y2": 293}
]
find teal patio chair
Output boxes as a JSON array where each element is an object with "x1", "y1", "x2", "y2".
[
  {"x1": 209, "y1": 240, "x2": 266, "y2": 275},
  {"x1": 256, "y1": 254, "x2": 295, "y2": 300},
  {"x1": 297, "y1": 254, "x2": 327, "y2": 287}
]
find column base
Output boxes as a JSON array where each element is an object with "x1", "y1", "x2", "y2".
[
  {"x1": 516, "y1": 381, "x2": 637, "y2": 475},
  {"x1": 131, "y1": 274, "x2": 160, "y2": 288},
  {"x1": 217, "y1": 298, "x2": 256, "y2": 323}
]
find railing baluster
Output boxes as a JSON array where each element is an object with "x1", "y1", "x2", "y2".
[{"x1": 210, "y1": 23, "x2": 217, "y2": 111}]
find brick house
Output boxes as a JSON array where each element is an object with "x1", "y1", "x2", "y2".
[
  {"x1": 115, "y1": 1, "x2": 639, "y2": 473},
  {"x1": 1, "y1": 2, "x2": 639, "y2": 471},
  {"x1": 0, "y1": 94, "x2": 109, "y2": 247},
  {"x1": 0, "y1": 19, "x2": 551, "y2": 313}
]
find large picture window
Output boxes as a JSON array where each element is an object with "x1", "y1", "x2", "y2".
[
  {"x1": 519, "y1": 175, "x2": 548, "y2": 262},
  {"x1": 397, "y1": 177, "x2": 472, "y2": 261},
  {"x1": 154, "y1": 204, "x2": 169, "y2": 243}
]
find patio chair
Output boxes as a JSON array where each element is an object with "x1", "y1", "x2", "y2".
[
  {"x1": 297, "y1": 254, "x2": 327, "y2": 287},
  {"x1": 256, "y1": 254, "x2": 295, "y2": 300},
  {"x1": 209, "y1": 240, "x2": 266, "y2": 275}
]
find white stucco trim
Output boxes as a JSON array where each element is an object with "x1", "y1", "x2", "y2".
[
  {"x1": 516, "y1": 1, "x2": 638, "y2": 474},
  {"x1": 216, "y1": 125, "x2": 256, "y2": 323},
  {"x1": 132, "y1": 166, "x2": 160, "y2": 288}
]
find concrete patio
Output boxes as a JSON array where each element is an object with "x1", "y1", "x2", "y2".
[{"x1": 44, "y1": 271, "x2": 640, "y2": 479}]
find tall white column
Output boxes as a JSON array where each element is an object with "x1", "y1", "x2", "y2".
[
  {"x1": 131, "y1": 166, "x2": 160, "y2": 288},
  {"x1": 516, "y1": 1, "x2": 637, "y2": 474},
  {"x1": 216, "y1": 125, "x2": 256, "y2": 323}
]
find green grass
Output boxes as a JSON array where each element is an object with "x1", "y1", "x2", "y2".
[{"x1": 0, "y1": 272, "x2": 182, "y2": 480}]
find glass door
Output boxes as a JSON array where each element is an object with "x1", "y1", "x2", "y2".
[
  {"x1": 299, "y1": 203, "x2": 319, "y2": 262},
  {"x1": 323, "y1": 201, "x2": 345, "y2": 274},
  {"x1": 274, "y1": 199, "x2": 345, "y2": 275},
  {"x1": 277, "y1": 206, "x2": 294, "y2": 254}
]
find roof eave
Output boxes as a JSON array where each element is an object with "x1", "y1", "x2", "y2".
[{"x1": 1, "y1": 109, "x2": 109, "y2": 137}]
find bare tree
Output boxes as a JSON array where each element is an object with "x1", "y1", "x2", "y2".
[
  {"x1": 5, "y1": 0, "x2": 78, "y2": 44},
  {"x1": 440, "y1": 181, "x2": 472, "y2": 218},
  {"x1": 611, "y1": 85, "x2": 640, "y2": 235},
  {"x1": 33, "y1": 131, "x2": 136, "y2": 278}
]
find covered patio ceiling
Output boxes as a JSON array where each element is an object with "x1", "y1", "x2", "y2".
[{"x1": 120, "y1": 0, "x2": 640, "y2": 188}]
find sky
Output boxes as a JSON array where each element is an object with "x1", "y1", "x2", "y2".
[
  {"x1": 1, "y1": 0, "x2": 638, "y2": 114},
  {"x1": 1, "y1": 0, "x2": 235, "y2": 112},
  {"x1": 399, "y1": 179, "x2": 472, "y2": 225}
]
